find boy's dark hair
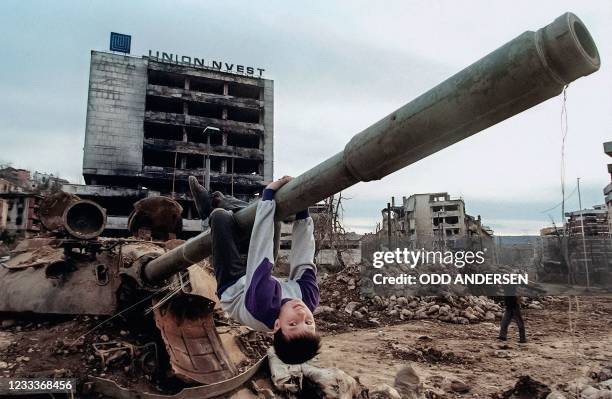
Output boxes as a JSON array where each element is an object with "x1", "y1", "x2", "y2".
[{"x1": 273, "y1": 330, "x2": 321, "y2": 364}]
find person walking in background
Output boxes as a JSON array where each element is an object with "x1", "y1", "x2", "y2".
[{"x1": 498, "y1": 294, "x2": 527, "y2": 343}]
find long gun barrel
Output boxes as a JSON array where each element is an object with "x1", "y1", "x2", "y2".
[{"x1": 143, "y1": 12, "x2": 600, "y2": 284}]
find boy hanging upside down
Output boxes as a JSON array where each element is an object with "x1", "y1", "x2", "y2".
[{"x1": 189, "y1": 175, "x2": 321, "y2": 365}]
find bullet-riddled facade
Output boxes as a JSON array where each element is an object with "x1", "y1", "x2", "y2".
[
  {"x1": 83, "y1": 51, "x2": 273, "y2": 209},
  {"x1": 380, "y1": 193, "x2": 493, "y2": 250}
]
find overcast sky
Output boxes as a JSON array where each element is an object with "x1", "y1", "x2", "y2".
[{"x1": 1, "y1": 1, "x2": 611, "y2": 235}]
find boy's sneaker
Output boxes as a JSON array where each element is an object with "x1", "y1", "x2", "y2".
[
  {"x1": 188, "y1": 176, "x2": 212, "y2": 220},
  {"x1": 211, "y1": 191, "x2": 249, "y2": 212}
]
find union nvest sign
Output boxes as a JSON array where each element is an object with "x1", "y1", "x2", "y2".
[{"x1": 148, "y1": 50, "x2": 265, "y2": 77}]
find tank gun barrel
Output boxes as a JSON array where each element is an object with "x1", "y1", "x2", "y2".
[{"x1": 143, "y1": 12, "x2": 600, "y2": 284}]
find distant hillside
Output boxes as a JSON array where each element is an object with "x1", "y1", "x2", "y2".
[{"x1": 495, "y1": 235, "x2": 540, "y2": 246}]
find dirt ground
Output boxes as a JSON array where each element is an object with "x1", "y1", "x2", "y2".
[
  {"x1": 1, "y1": 296, "x2": 610, "y2": 398},
  {"x1": 312, "y1": 296, "x2": 612, "y2": 397}
]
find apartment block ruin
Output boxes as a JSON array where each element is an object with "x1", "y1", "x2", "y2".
[
  {"x1": 534, "y1": 141, "x2": 612, "y2": 286},
  {"x1": 604, "y1": 141, "x2": 612, "y2": 232},
  {"x1": 565, "y1": 205, "x2": 609, "y2": 237},
  {"x1": 377, "y1": 193, "x2": 493, "y2": 251},
  {"x1": 539, "y1": 204, "x2": 611, "y2": 286},
  {"x1": 78, "y1": 51, "x2": 273, "y2": 235},
  {"x1": 0, "y1": 170, "x2": 45, "y2": 235}
]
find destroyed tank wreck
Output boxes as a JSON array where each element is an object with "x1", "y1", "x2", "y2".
[{"x1": 0, "y1": 12, "x2": 601, "y2": 398}]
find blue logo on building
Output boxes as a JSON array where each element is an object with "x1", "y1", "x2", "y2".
[{"x1": 110, "y1": 32, "x2": 131, "y2": 54}]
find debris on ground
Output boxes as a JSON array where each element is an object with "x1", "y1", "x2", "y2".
[
  {"x1": 0, "y1": 303, "x2": 272, "y2": 396},
  {"x1": 558, "y1": 361, "x2": 612, "y2": 399},
  {"x1": 1, "y1": 223, "x2": 610, "y2": 399},
  {"x1": 316, "y1": 263, "x2": 505, "y2": 333},
  {"x1": 493, "y1": 375, "x2": 552, "y2": 399},
  {"x1": 393, "y1": 365, "x2": 424, "y2": 399}
]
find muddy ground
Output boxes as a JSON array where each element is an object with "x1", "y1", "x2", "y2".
[
  {"x1": 0, "y1": 296, "x2": 610, "y2": 398},
  {"x1": 313, "y1": 296, "x2": 612, "y2": 397}
]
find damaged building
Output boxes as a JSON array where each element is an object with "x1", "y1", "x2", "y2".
[
  {"x1": 0, "y1": 192, "x2": 41, "y2": 235},
  {"x1": 565, "y1": 205, "x2": 610, "y2": 237},
  {"x1": 76, "y1": 50, "x2": 274, "y2": 235},
  {"x1": 376, "y1": 193, "x2": 494, "y2": 251},
  {"x1": 538, "y1": 205, "x2": 611, "y2": 286},
  {"x1": 604, "y1": 141, "x2": 612, "y2": 232},
  {"x1": 538, "y1": 139, "x2": 612, "y2": 287},
  {"x1": 0, "y1": 168, "x2": 48, "y2": 236}
]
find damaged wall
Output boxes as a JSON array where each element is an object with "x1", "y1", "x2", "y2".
[{"x1": 83, "y1": 51, "x2": 148, "y2": 181}]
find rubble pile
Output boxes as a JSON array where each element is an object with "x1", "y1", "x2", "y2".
[
  {"x1": 0, "y1": 310, "x2": 272, "y2": 396},
  {"x1": 385, "y1": 339, "x2": 466, "y2": 365},
  {"x1": 316, "y1": 263, "x2": 508, "y2": 333},
  {"x1": 558, "y1": 362, "x2": 612, "y2": 399},
  {"x1": 493, "y1": 375, "x2": 552, "y2": 399},
  {"x1": 489, "y1": 362, "x2": 612, "y2": 399},
  {"x1": 0, "y1": 315, "x2": 166, "y2": 393}
]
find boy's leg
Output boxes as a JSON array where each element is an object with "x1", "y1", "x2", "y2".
[{"x1": 210, "y1": 209, "x2": 248, "y2": 294}]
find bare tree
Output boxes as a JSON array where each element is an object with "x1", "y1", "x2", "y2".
[{"x1": 312, "y1": 193, "x2": 349, "y2": 270}]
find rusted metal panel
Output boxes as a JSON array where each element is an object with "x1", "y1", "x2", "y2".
[
  {"x1": 2, "y1": 245, "x2": 64, "y2": 269},
  {"x1": 0, "y1": 251, "x2": 119, "y2": 315},
  {"x1": 11, "y1": 237, "x2": 59, "y2": 253},
  {"x1": 89, "y1": 356, "x2": 267, "y2": 399},
  {"x1": 127, "y1": 197, "x2": 183, "y2": 240},
  {"x1": 38, "y1": 191, "x2": 80, "y2": 232},
  {"x1": 153, "y1": 294, "x2": 237, "y2": 385}
]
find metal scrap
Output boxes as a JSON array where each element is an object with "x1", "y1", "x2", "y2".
[
  {"x1": 2, "y1": 245, "x2": 64, "y2": 269},
  {"x1": 90, "y1": 356, "x2": 267, "y2": 399},
  {"x1": 127, "y1": 196, "x2": 183, "y2": 240},
  {"x1": 93, "y1": 341, "x2": 159, "y2": 374},
  {"x1": 38, "y1": 191, "x2": 80, "y2": 232},
  {"x1": 153, "y1": 293, "x2": 237, "y2": 385}
]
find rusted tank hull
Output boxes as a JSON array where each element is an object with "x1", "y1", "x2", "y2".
[
  {"x1": 0, "y1": 251, "x2": 119, "y2": 315},
  {"x1": 143, "y1": 12, "x2": 600, "y2": 284},
  {"x1": 0, "y1": 240, "x2": 170, "y2": 315}
]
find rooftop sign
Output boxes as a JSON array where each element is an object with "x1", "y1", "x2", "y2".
[
  {"x1": 110, "y1": 32, "x2": 131, "y2": 54},
  {"x1": 147, "y1": 50, "x2": 265, "y2": 77}
]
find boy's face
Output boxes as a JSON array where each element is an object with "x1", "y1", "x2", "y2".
[{"x1": 274, "y1": 299, "x2": 316, "y2": 337}]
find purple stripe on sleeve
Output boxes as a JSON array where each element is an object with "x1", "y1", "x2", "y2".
[
  {"x1": 262, "y1": 188, "x2": 275, "y2": 200},
  {"x1": 296, "y1": 268, "x2": 320, "y2": 312},
  {"x1": 244, "y1": 257, "x2": 282, "y2": 329}
]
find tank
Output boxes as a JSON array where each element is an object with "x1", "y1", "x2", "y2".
[{"x1": 0, "y1": 191, "x2": 112, "y2": 314}]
